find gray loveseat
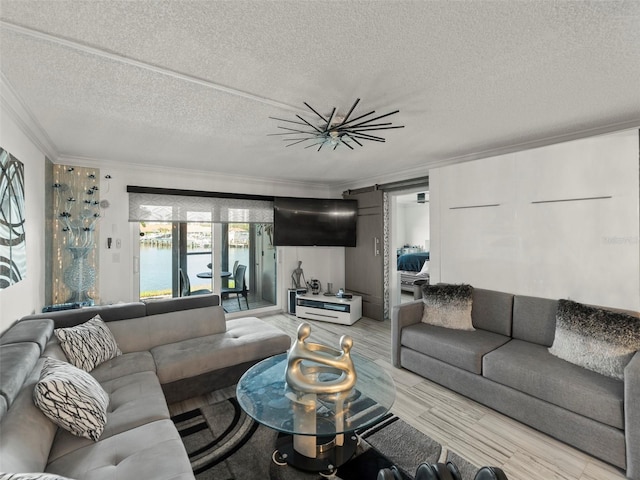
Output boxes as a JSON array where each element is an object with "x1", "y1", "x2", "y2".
[
  {"x1": 0, "y1": 294, "x2": 291, "y2": 479},
  {"x1": 392, "y1": 288, "x2": 640, "y2": 479}
]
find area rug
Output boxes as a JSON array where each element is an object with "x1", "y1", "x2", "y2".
[{"x1": 171, "y1": 389, "x2": 478, "y2": 480}]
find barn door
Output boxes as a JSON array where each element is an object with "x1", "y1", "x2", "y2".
[{"x1": 344, "y1": 189, "x2": 385, "y2": 321}]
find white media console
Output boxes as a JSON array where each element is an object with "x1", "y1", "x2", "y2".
[{"x1": 295, "y1": 293, "x2": 362, "y2": 325}]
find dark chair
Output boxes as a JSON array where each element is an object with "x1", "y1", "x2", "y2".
[
  {"x1": 179, "y1": 268, "x2": 212, "y2": 297},
  {"x1": 221, "y1": 264, "x2": 249, "y2": 310}
]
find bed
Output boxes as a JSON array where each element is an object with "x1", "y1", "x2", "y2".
[{"x1": 397, "y1": 252, "x2": 430, "y2": 293}]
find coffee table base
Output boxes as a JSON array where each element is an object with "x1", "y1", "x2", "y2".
[{"x1": 274, "y1": 432, "x2": 359, "y2": 473}]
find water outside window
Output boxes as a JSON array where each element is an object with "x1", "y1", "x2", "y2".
[
  {"x1": 138, "y1": 222, "x2": 273, "y2": 311},
  {"x1": 139, "y1": 222, "x2": 173, "y2": 298}
]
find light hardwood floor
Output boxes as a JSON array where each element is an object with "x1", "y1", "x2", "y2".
[{"x1": 258, "y1": 311, "x2": 625, "y2": 480}]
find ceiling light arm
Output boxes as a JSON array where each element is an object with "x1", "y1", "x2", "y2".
[
  {"x1": 285, "y1": 138, "x2": 317, "y2": 147},
  {"x1": 268, "y1": 126, "x2": 318, "y2": 135},
  {"x1": 344, "y1": 134, "x2": 364, "y2": 147},
  {"x1": 296, "y1": 115, "x2": 324, "y2": 133},
  {"x1": 303, "y1": 102, "x2": 329, "y2": 123},
  {"x1": 351, "y1": 132, "x2": 386, "y2": 142},
  {"x1": 348, "y1": 110, "x2": 401, "y2": 128},
  {"x1": 336, "y1": 109, "x2": 376, "y2": 128},
  {"x1": 350, "y1": 125, "x2": 405, "y2": 132},
  {"x1": 268, "y1": 116, "x2": 310, "y2": 127},
  {"x1": 333, "y1": 98, "x2": 361, "y2": 128}
]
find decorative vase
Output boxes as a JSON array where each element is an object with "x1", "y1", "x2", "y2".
[{"x1": 63, "y1": 246, "x2": 96, "y2": 304}]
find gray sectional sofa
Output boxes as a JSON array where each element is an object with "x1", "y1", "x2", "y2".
[
  {"x1": 0, "y1": 294, "x2": 291, "y2": 479},
  {"x1": 392, "y1": 288, "x2": 640, "y2": 479}
]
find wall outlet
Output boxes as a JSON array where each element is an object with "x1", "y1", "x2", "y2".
[{"x1": 116, "y1": 238, "x2": 122, "y2": 249}]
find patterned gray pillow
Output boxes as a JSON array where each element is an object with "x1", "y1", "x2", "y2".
[
  {"x1": 54, "y1": 315, "x2": 121, "y2": 372},
  {"x1": 549, "y1": 299, "x2": 640, "y2": 379},
  {"x1": 33, "y1": 357, "x2": 109, "y2": 441},
  {"x1": 0, "y1": 474, "x2": 75, "y2": 480},
  {"x1": 421, "y1": 284, "x2": 475, "y2": 331}
]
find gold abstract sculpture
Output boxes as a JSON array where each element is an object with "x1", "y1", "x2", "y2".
[{"x1": 285, "y1": 322, "x2": 356, "y2": 394}]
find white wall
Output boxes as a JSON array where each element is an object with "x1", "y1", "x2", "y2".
[
  {"x1": 278, "y1": 246, "x2": 345, "y2": 302},
  {"x1": 0, "y1": 106, "x2": 47, "y2": 331},
  {"x1": 401, "y1": 202, "x2": 430, "y2": 250},
  {"x1": 58, "y1": 158, "x2": 344, "y2": 308},
  {"x1": 430, "y1": 129, "x2": 640, "y2": 311}
]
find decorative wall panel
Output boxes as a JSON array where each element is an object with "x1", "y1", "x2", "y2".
[{"x1": 51, "y1": 165, "x2": 100, "y2": 305}]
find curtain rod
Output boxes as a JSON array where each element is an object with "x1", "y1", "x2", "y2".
[{"x1": 127, "y1": 186, "x2": 275, "y2": 202}]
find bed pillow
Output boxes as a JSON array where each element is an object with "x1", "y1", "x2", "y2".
[
  {"x1": 548, "y1": 299, "x2": 640, "y2": 379},
  {"x1": 54, "y1": 315, "x2": 121, "y2": 372},
  {"x1": 421, "y1": 284, "x2": 474, "y2": 331},
  {"x1": 33, "y1": 357, "x2": 109, "y2": 441},
  {"x1": 418, "y1": 260, "x2": 430, "y2": 276}
]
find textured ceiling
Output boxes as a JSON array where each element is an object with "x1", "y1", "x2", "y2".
[{"x1": 1, "y1": 1, "x2": 639, "y2": 188}]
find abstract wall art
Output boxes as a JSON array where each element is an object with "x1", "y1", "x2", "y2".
[{"x1": 0, "y1": 147, "x2": 27, "y2": 289}]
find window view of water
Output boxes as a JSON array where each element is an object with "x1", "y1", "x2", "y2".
[{"x1": 139, "y1": 246, "x2": 250, "y2": 294}]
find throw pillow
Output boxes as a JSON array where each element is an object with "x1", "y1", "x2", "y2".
[
  {"x1": 421, "y1": 284, "x2": 475, "y2": 331},
  {"x1": 549, "y1": 299, "x2": 640, "y2": 380},
  {"x1": 33, "y1": 357, "x2": 109, "y2": 441},
  {"x1": 0, "y1": 474, "x2": 75, "y2": 480},
  {"x1": 54, "y1": 315, "x2": 121, "y2": 372}
]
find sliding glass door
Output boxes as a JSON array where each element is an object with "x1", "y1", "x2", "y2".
[{"x1": 138, "y1": 220, "x2": 276, "y2": 312}]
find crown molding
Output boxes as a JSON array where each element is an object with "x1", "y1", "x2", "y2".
[
  {"x1": 56, "y1": 154, "x2": 333, "y2": 196},
  {"x1": 334, "y1": 121, "x2": 640, "y2": 194},
  {"x1": 0, "y1": 72, "x2": 59, "y2": 160},
  {"x1": 0, "y1": 20, "x2": 305, "y2": 114}
]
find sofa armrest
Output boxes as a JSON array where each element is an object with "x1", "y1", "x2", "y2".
[
  {"x1": 391, "y1": 300, "x2": 424, "y2": 368},
  {"x1": 625, "y1": 350, "x2": 640, "y2": 478}
]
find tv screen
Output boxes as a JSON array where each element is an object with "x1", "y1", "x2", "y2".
[{"x1": 273, "y1": 197, "x2": 357, "y2": 247}]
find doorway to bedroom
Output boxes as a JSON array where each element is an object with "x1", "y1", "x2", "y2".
[{"x1": 389, "y1": 190, "x2": 430, "y2": 311}]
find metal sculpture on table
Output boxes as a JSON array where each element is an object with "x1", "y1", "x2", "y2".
[
  {"x1": 286, "y1": 322, "x2": 356, "y2": 394},
  {"x1": 284, "y1": 322, "x2": 357, "y2": 461}
]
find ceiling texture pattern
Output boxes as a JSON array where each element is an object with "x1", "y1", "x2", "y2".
[{"x1": 1, "y1": 1, "x2": 639, "y2": 188}]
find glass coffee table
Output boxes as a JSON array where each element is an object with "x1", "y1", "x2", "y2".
[{"x1": 236, "y1": 352, "x2": 396, "y2": 473}]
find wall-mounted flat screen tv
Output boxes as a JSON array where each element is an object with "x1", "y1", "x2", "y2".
[{"x1": 273, "y1": 197, "x2": 357, "y2": 247}]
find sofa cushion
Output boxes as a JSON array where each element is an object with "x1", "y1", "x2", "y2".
[
  {"x1": 549, "y1": 299, "x2": 640, "y2": 380},
  {"x1": 0, "y1": 319, "x2": 54, "y2": 352},
  {"x1": 106, "y1": 305, "x2": 227, "y2": 353},
  {"x1": 0, "y1": 343, "x2": 40, "y2": 411},
  {"x1": 0, "y1": 473, "x2": 71, "y2": 480},
  {"x1": 0, "y1": 358, "x2": 59, "y2": 474},
  {"x1": 47, "y1": 371, "x2": 170, "y2": 462},
  {"x1": 512, "y1": 295, "x2": 557, "y2": 346},
  {"x1": 0, "y1": 474, "x2": 74, "y2": 480},
  {"x1": 400, "y1": 323, "x2": 510, "y2": 374},
  {"x1": 151, "y1": 317, "x2": 290, "y2": 384},
  {"x1": 483, "y1": 339, "x2": 624, "y2": 429},
  {"x1": 421, "y1": 284, "x2": 474, "y2": 331},
  {"x1": 471, "y1": 288, "x2": 514, "y2": 336},
  {"x1": 144, "y1": 293, "x2": 219, "y2": 315},
  {"x1": 45, "y1": 420, "x2": 194, "y2": 480},
  {"x1": 33, "y1": 358, "x2": 109, "y2": 441},
  {"x1": 90, "y1": 351, "x2": 156, "y2": 383},
  {"x1": 54, "y1": 316, "x2": 121, "y2": 372},
  {"x1": 21, "y1": 302, "x2": 147, "y2": 328}
]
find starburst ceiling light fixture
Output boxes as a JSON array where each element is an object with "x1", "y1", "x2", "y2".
[{"x1": 269, "y1": 98, "x2": 404, "y2": 151}]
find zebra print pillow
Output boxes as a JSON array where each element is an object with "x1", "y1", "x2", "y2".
[
  {"x1": 54, "y1": 315, "x2": 121, "y2": 372},
  {"x1": 33, "y1": 357, "x2": 109, "y2": 441},
  {"x1": 0, "y1": 474, "x2": 75, "y2": 480}
]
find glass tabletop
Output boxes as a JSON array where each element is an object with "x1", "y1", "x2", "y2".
[{"x1": 236, "y1": 352, "x2": 395, "y2": 437}]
